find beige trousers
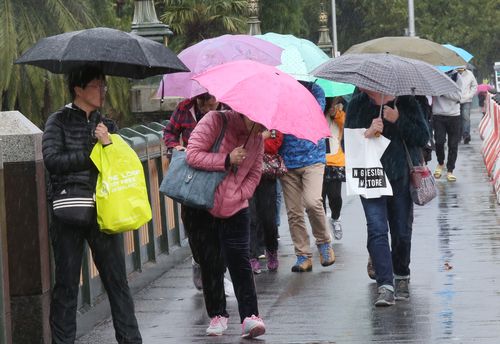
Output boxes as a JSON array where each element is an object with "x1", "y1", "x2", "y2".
[{"x1": 280, "y1": 163, "x2": 330, "y2": 257}]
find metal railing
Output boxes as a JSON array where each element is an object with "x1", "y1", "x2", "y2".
[{"x1": 77, "y1": 121, "x2": 184, "y2": 309}]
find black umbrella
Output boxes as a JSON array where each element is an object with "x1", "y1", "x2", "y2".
[{"x1": 15, "y1": 27, "x2": 189, "y2": 79}]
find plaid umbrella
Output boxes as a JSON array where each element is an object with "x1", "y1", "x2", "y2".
[{"x1": 312, "y1": 53, "x2": 460, "y2": 97}]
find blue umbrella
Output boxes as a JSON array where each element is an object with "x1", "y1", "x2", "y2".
[{"x1": 443, "y1": 44, "x2": 473, "y2": 62}]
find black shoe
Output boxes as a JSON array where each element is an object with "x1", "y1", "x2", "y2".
[
  {"x1": 394, "y1": 278, "x2": 410, "y2": 301},
  {"x1": 375, "y1": 286, "x2": 395, "y2": 307},
  {"x1": 464, "y1": 136, "x2": 471, "y2": 144}
]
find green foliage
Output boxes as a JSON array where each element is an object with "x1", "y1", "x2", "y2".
[
  {"x1": 416, "y1": 0, "x2": 500, "y2": 81},
  {"x1": 332, "y1": 0, "x2": 499, "y2": 80},
  {"x1": 0, "y1": 0, "x2": 132, "y2": 128},
  {"x1": 160, "y1": 0, "x2": 248, "y2": 52},
  {"x1": 3, "y1": 0, "x2": 497, "y2": 128}
]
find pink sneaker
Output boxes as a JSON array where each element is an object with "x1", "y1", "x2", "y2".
[
  {"x1": 266, "y1": 250, "x2": 279, "y2": 271},
  {"x1": 250, "y1": 258, "x2": 262, "y2": 274},
  {"x1": 241, "y1": 315, "x2": 265, "y2": 338},
  {"x1": 206, "y1": 315, "x2": 228, "y2": 336}
]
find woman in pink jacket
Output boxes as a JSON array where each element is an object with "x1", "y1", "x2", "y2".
[{"x1": 185, "y1": 109, "x2": 266, "y2": 339}]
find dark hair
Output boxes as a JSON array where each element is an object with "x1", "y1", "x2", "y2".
[
  {"x1": 196, "y1": 92, "x2": 214, "y2": 102},
  {"x1": 66, "y1": 65, "x2": 105, "y2": 100}
]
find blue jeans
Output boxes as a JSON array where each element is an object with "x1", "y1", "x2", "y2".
[
  {"x1": 360, "y1": 177, "x2": 414, "y2": 287},
  {"x1": 460, "y1": 102, "x2": 471, "y2": 139}
]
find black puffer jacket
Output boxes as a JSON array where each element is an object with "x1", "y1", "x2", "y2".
[{"x1": 42, "y1": 104, "x2": 117, "y2": 199}]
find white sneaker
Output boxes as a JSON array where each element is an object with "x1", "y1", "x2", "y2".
[
  {"x1": 241, "y1": 315, "x2": 265, "y2": 338},
  {"x1": 330, "y1": 218, "x2": 343, "y2": 240},
  {"x1": 224, "y1": 277, "x2": 234, "y2": 297},
  {"x1": 206, "y1": 316, "x2": 228, "y2": 336}
]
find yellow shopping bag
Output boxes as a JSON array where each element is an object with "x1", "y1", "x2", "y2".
[{"x1": 90, "y1": 134, "x2": 152, "y2": 234}]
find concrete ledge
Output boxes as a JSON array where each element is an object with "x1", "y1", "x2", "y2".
[{"x1": 11, "y1": 292, "x2": 50, "y2": 344}]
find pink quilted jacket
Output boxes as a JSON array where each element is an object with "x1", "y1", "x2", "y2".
[{"x1": 186, "y1": 110, "x2": 264, "y2": 218}]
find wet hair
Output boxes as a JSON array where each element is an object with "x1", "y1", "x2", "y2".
[{"x1": 67, "y1": 65, "x2": 105, "y2": 100}]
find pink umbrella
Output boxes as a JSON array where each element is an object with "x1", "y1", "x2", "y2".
[
  {"x1": 157, "y1": 34, "x2": 283, "y2": 99},
  {"x1": 477, "y1": 83, "x2": 493, "y2": 93},
  {"x1": 192, "y1": 60, "x2": 330, "y2": 143}
]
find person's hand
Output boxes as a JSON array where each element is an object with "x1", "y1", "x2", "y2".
[
  {"x1": 94, "y1": 123, "x2": 111, "y2": 145},
  {"x1": 365, "y1": 117, "x2": 384, "y2": 138},
  {"x1": 383, "y1": 105, "x2": 399, "y2": 123},
  {"x1": 174, "y1": 145, "x2": 186, "y2": 151},
  {"x1": 230, "y1": 145, "x2": 247, "y2": 166},
  {"x1": 261, "y1": 130, "x2": 271, "y2": 139}
]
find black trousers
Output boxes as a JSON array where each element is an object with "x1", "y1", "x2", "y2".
[
  {"x1": 322, "y1": 178, "x2": 342, "y2": 220},
  {"x1": 50, "y1": 218, "x2": 141, "y2": 344},
  {"x1": 249, "y1": 178, "x2": 279, "y2": 258},
  {"x1": 182, "y1": 207, "x2": 259, "y2": 323},
  {"x1": 433, "y1": 115, "x2": 461, "y2": 172}
]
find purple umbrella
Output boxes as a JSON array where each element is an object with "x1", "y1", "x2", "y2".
[{"x1": 157, "y1": 34, "x2": 283, "y2": 99}]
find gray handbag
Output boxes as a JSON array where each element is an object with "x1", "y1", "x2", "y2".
[{"x1": 159, "y1": 112, "x2": 227, "y2": 209}]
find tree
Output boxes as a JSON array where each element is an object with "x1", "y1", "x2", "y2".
[
  {"x1": 159, "y1": 0, "x2": 248, "y2": 52},
  {"x1": 330, "y1": 0, "x2": 499, "y2": 81},
  {"x1": 416, "y1": 0, "x2": 500, "y2": 81},
  {"x1": 0, "y1": 0, "x2": 133, "y2": 127}
]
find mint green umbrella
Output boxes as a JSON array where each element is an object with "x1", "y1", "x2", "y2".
[
  {"x1": 316, "y1": 78, "x2": 355, "y2": 97},
  {"x1": 256, "y1": 32, "x2": 354, "y2": 97}
]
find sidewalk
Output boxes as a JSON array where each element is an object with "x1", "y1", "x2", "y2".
[{"x1": 77, "y1": 108, "x2": 500, "y2": 343}]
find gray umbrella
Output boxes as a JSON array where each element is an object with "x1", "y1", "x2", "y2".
[
  {"x1": 15, "y1": 27, "x2": 189, "y2": 79},
  {"x1": 344, "y1": 36, "x2": 467, "y2": 66},
  {"x1": 312, "y1": 53, "x2": 460, "y2": 97}
]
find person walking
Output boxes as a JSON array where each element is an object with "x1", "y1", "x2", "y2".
[
  {"x1": 183, "y1": 110, "x2": 266, "y2": 338},
  {"x1": 279, "y1": 81, "x2": 335, "y2": 272},
  {"x1": 456, "y1": 67, "x2": 478, "y2": 144},
  {"x1": 345, "y1": 89, "x2": 430, "y2": 306},
  {"x1": 249, "y1": 129, "x2": 283, "y2": 273},
  {"x1": 43, "y1": 65, "x2": 142, "y2": 343},
  {"x1": 163, "y1": 93, "x2": 233, "y2": 296},
  {"x1": 322, "y1": 97, "x2": 346, "y2": 240},
  {"x1": 432, "y1": 70, "x2": 462, "y2": 182}
]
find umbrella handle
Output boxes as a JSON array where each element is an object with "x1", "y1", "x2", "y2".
[
  {"x1": 243, "y1": 122, "x2": 256, "y2": 148},
  {"x1": 374, "y1": 94, "x2": 385, "y2": 137},
  {"x1": 160, "y1": 79, "x2": 164, "y2": 104}
]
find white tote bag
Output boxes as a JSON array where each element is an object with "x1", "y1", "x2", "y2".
[{"x1": 344, "y1": 128, "x2": 393, "y2": 199}]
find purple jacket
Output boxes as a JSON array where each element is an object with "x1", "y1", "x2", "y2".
[{"x1": 186, "y1": 110, "x2": 263, "y2": 218}]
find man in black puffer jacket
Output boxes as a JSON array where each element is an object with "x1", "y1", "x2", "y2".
[{"x1": 42, "y1": 65, "x2": 142, "y2": 344}]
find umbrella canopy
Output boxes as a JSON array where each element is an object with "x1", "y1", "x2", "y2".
[
  {"x1": 477, "y1": 83, "x2": 494, "y2": 93},
  {"x1": 316, "y1": 78, "x2": 355, "y2": 97},
  {"x1": 255, "y1": 32, "x2": 354, "y2": 97},
  {"x1": 443, "y1": 44, "x2": 473, "y2": 62},
  {"x1": 256, "y1": 32, "x2": 329, "y2": 79},
  {"x1": 312, "y1": 53, "x2": 460, "y2": 97},
  {"x1": 15, "y1": 27, "x2": 189, "y2": 79},
  {"x1": 157, "y1": 34, "x2": 283, "y2": 99},
  {"x1": 344, "y1": 36, "x2": 467, "y2": 66},
  {"x1": 192, "y1": 60, "x2": 330, "y2": 143}
]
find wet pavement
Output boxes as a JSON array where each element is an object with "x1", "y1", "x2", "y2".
[{"x1": 77, "y1": 108, "x2": 500, "y2": 343}]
